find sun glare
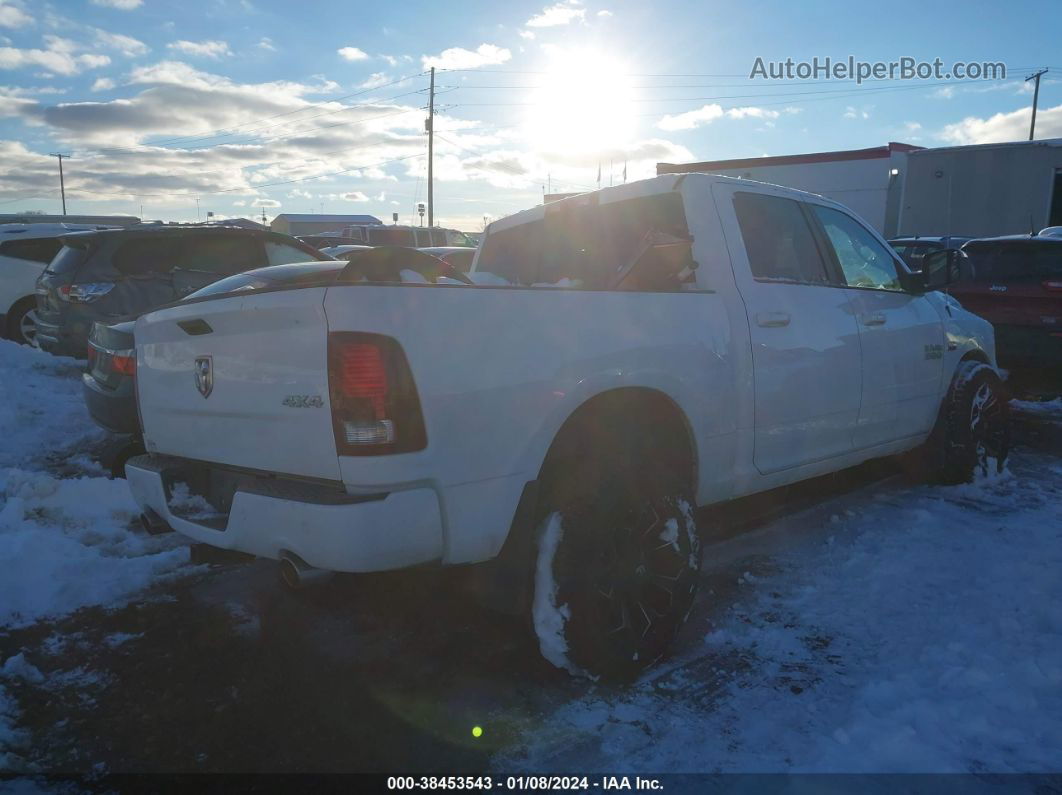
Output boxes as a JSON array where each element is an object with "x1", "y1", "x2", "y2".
[{"x1": 524, "y1": 49, "x2": 638, "y2": 158}]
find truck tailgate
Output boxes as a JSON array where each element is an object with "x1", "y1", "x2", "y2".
[{"x1": 135, "y1": 287, "x2": 340, "y2": 481}]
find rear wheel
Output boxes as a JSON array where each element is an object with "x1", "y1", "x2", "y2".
[
  {"x1": 533, "y1": 442, "x2": 702, "y2": 682},
  {"x1": 6, "y1": 297, "x2": 40, "y2": 347}
]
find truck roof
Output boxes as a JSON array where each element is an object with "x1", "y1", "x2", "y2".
[{"x1": 485, "y1": 173, "x2": 836, "y2": 236}]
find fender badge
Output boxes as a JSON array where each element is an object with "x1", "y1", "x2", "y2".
[{"x1": 194, "y1": 355, "x2": 213, "y2": 398}]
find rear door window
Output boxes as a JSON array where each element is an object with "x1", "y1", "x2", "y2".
[
  {"x1": 265, "y1": 240, "x2": 317, "y2": 265},
  {"x1": 0, "y1": 237, "x2": 63, "y2": 264},
  {"x1": 113, "y1": 237, "x2": 185, "y2": 276},
  {"x1": 178, "y1": 235, "x2": 265, "y2": 275},
  {"x1": 414, "y1": 229, "x2": 431, "y2": 247},
  {"x1": 368, "y1": 227, "x2": 415, "y2": 246},
  {"x1": 733, "y1": 192, "x2": 830, "y2": 284},
  {"x1": 430, "y1": 229, "x2": 447, "y2": 246}
]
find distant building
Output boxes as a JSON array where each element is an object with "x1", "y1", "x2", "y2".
[
  {"x1": 0, "y1": 213, "x2": 140, "y2": 227},
  {"x1": 896, "y1": 138, "x2": 1062, "y2": 238},
  {"x1": 270, "y1": 213, "x2": 382, "y2": 236},
  {"x1": 659, "y1": 138, "x2": 1062, "y2": 239},
  {"x1": 204, "y1": 217, "x2": 268, "y2": 231},
  {"x1": 544, "y1": 192, "x2": 583, "y2": 204},
  {"x1": 659, "y1": 143, "x2": 920, "y2": 236}
]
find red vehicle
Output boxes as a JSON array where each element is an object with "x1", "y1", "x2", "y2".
[{"x1": 955, "y1": 236, "x2": 1062, "y2": 393}]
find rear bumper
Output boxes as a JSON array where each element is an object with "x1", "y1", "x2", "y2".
[
  {"x1": 125, "y1": 456, "x2": 444, "y2": 572},
  {"x1": 995, "y1": 324, "x2": 1062, "y2": 369},
  {"x1": 81, "y1": 372, "x2": 138, "y2": 435}
]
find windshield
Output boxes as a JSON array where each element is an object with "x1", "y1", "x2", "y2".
[{"x1": 963, "y1": 241, "x2": 1062, "y2": 280}]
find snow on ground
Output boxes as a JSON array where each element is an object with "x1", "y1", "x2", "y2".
[
  {"x1": 0, "y1": 340, "x2": 189, "y2": 766},
  {"x1": 501, "y1": 431, "x2": 1062, "y2": 774}
]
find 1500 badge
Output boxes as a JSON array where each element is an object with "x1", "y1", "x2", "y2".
[
  {"x1": 924, "y1": 344, "x2": 944, "y2": 360},
  {"x1": 282, "y1": 395, "x2": 324, "y2": 408}
]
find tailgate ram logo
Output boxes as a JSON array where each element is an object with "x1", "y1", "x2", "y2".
[{"x1": 194, "y1": 355, "x2": 213, "y2": 398}]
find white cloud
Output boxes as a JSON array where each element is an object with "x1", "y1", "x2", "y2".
[
  {"x1": 337, "y1": 46, "x2": 369, "y2": 62},
  {"x1": 904, "y1": 121, "x2": 922, "y2": 132},
  {"x1": 90, "y1": 0, "x2": 143, "y2": 8},
  {"x1": 657, "y1": 103, "x2": 788, "y2": 131},
  {"x1": 0, "y1": 39, "x2": 111, "y2": 76},
  {"x1": 359, "y1": 72, "x2": 390, "y2": 89},
  {"x1": 526, "y1": 2, "x2": 586, "y2": 27},
  {"x1": 251, "y1": 197, "x2": 280, "y2": 207},
  {"x1": 843, "y1": 105, "x2": 871, "y2": 120},
  {"x1": 596, "y1": 9, "x2": 612, "y2": 16},
  {"x1": 519, "y1": 30, "x2": 535, "y2": 40},
  {"x1": 287, "y1": 188, "x2": 312, "y2": 199},
  {"x1": 939, "y1": 103, "x2": 1062, "y2": 145},
  {"x1": 422, "y1": 43, "x2": 510, "y2": 70},
  {"x1": 90, "y1": 76, "x2": 115, "y2": 91},
  {"x1": 257, "y1": 37, "x2": 275, "y2": 51},
  {"x1": 342, "y1": 191, "x2": 369, "y2": 201},
  {"x1": 93, "y1": 29, "x2": 148, "y2": 57},
  {"x1": 0, "y1": 1, "x2": 32, "y2": 28},
  {"x1": 167, "y1": 40, "x2": 232, "y2": 59}
]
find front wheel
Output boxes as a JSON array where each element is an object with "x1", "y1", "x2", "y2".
[
  {"x1": 533, "y1": 475, "x2": 702, "y2": 682},
  {"x1": 928, "y1": 361, "x2": 1010, "y2": 484}
]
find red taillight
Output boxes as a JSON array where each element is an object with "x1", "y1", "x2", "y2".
[
  {"x1": 336, "y1": 344, "x2": 388, "y2": 418},
  {"x1": 87, "y1": 344, "x2": 97, "y2": 366},
  {"x1": 111, "y1": 352, "x2": 136, "y2": 376},
  {"x1": 1042, "y1": 280, "x2": 1062, "y2": 292},
  {"x1": 327, "y1": 332, "x2": 426, "y2": 456}
]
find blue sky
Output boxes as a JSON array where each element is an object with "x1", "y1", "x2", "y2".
[{"x1": 1, "y1": 0, "x2": 1059, "y2": 229}]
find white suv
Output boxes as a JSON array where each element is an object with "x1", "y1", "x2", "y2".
[{"x1": 0, "y1": 223, "x2": 112, "y2": 346}]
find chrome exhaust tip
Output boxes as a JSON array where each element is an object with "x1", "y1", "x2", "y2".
[{"x1": 278, "y1": 552, "x2": 332, "y2": 590}]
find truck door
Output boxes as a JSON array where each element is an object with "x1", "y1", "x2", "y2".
[
  {"x1": 714, "y1": 184, "x2": 863, "y2": 474},
  {"x1": 808, "y1": 204, "x2": 944, "y2": 448}
]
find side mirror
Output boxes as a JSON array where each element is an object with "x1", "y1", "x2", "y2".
[{"x1": 921, "y1": 248, "x2": 964, "y2": 291}]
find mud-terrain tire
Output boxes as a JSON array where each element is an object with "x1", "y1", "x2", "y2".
[
  {"x1": 533, "y1": 436, "x2": 702, "y2": 682},
  {"x1": 925, "y1": 361, "x2": 1010, "y2": 484}
]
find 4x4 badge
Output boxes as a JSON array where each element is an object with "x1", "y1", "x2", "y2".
[{"x1": 194, "y1": 355, "x2": 213, "y2": 398}]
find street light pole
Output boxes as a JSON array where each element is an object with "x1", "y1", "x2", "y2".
[
  {"x1": 427, "y1": 67, "x2": 435, "y2": 229},
  {"x1": 49, "y1": 153, "x2": 70, "y2": 215}
]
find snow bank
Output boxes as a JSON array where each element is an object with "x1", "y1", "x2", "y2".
[
  {"x1": 0, "y1": 469, "x2": 188, "y2": 628},
  {"x1": 505, "y1": 453, "x2": 1062, "y2": 773},
  {"x1": 0, "y1": 341, "x2": 103, "y2": 470}
]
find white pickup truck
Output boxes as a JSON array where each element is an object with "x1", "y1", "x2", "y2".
[{"x1": 126, "y1": 174, "x2": 1008, "y2": 680}]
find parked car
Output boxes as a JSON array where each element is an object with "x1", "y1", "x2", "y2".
[
  {"x1": 0, "y1": 222, "x2": 118, "y2": 346},
  {"x1": 952, "y1": 235, "x2": 1062, "y2": 392},
  {"x1": 889, "y1": 236, "x2": 973, "y2": 271},
  {"x1": 83, "y1": 260, "x2": 349, "y2": 475},
  {"x1": 297, "y1": 234, "x2": 359, "y2": 250},
  {"x1": 320, "y1": 244, "x2": 373, "y2": 260},
  {"x1": 342, "y1": 224, "x2": 478, "y2": 248},
  {"x1": 35, "y1": 225, "x2": 330, "y2": 357},
  {"x1": 1038, "y1": 227, "x2": 1062, "y2": 238},
  {"x1": 417, "y1": 246, "x2": 476, "y2": 272},
  {"x1": 124, "y1": 175, "x2": 1005, "y2": 681}
]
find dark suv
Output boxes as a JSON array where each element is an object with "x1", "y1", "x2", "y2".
[
  {"x1": 35, "y1": 225, "x2": 329, "y2": 357},
  {"x1": 953, "y1": 235, "x2": 1062, "y2": 391}
]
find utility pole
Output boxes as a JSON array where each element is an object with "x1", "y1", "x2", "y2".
[
  {"x1": 1026, "y1": 68, "x2": 1048, "y2": 141},
  {"x1": 427, "y1": 67, "x2": 435, "y2": 229},
  {"x1": 49, "y1": 153, "x2": 69, "y2": 215}
]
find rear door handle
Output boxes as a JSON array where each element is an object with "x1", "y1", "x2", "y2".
[
  {"x1": 755, "y1": 311, "x2": 791, "y2": 328},
  {"x1": 861, "y1": 313, "x2": 887, "y2": 327}
]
